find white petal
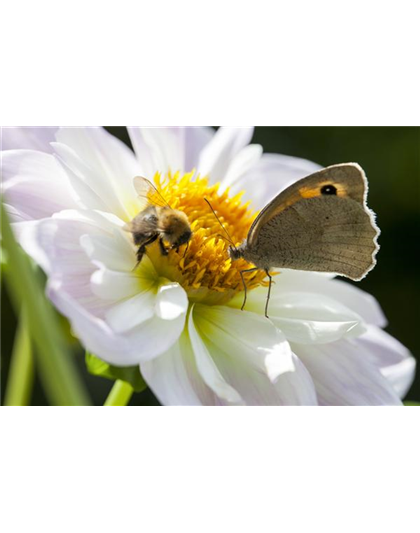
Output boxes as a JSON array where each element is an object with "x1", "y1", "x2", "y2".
[
  {"x1": 221, "y1": 144, "x2": 263, "y2": 190},
  {"x1": 197, "y1": 127, "x2": 254, "y2": 181},
  {"x1": 194, "y1": 305, "x2": 294, "y2": 381},
  {"x1": 293, "y1": 340, "x2": 402, "y2": 405},
  {"x1": 236, "y1": 288, "x2": 366, "y2": 344},
  {"x1": 48, "y1": 279, "x2": 186, "y2": 365},
  {"x1": 141, "y1": 330, "x2": 218, "y2": 406},
  {"x1": 245, "y1": 269, "x2": 386, "y2": 328},
  {"x1": 188, "y1": 306, "x2": 243, "y2": 404},
  {"x1": 105, "y1": 290, "x2": 156, "y2": 332},
  {"x1": 18, "y1": 210, "x2": 138, "y2": 312},
  {"x1": 137, "y1": 127, "x2": 186, "y2": 175},
  {"x1": 1, "y1": 150, "x2": 76, "y2": 221},
  {"x1": 17, "y1": 207, "x2": 186, "y2": 365},
  {"x1": 230, "y1": 152, "x2": 322, "y2": 210},
  {"x1": 193, "y1": 305, "x2": 318, "y2": 405},
  {"x1": 128, "y1": 127, "x2": 215, "y2": 177},
  {"x1": 126, "y1": 127, "x2": 155, "y2": 177},
  {"x1": 52, "y1": 142, "x2": 135, "y2": 220},
  {"x1": 154, "y1": 282, "x2": 189, "y2": 320},
  {"x1": 80, "y1": 231, "x2": 136, "y2": 272},
  {"x1": 91, "y1": 268, "x2": 142, "y2": 300},
  {"x1": 357, "y1": 326, "x2": 416, "y2": 399},
  {"x1": 1, "y1": 127, "x2": 58, "y2": 152},
  {"x1": 18, "y1": 213, "x2": 95, "y2": 275},
  {"x1": 184, "y1": 127, "x2": 215, "y2": 172},
  {"x1": 53, "y1": 127, "x2": 141, "y2": 220}
]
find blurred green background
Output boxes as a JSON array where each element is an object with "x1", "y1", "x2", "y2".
[{"x1": 1, "y1": 127, "x2": 419, "y2": 405}]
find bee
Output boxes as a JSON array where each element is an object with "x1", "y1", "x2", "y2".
[{"x1": 124, "y1": 176, "x2": 192, "y2": 265}]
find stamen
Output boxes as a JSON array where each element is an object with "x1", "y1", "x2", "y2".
[{"x1": 136, "y1": 171, "x2": 269, "y2": 305}]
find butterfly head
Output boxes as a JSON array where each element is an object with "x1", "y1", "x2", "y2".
[{"x1": 228, "y1": 243, "x2": 245, "y2": 261}]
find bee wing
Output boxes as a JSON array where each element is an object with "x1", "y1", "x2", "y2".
[{"x1": 133, "y1": 176, "x2": 171, "y2": 209}]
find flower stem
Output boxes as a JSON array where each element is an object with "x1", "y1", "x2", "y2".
[
  {"x1": 104, "y1": 380, "x2": 134, "y2": 406},
  {"x1": 4, "y1": 313, "x2": 34, "y2": 533},
  {"x1": 1, "y1": 202, "x2": 91, "y2": 406},
  {"x1": 103, "y1": 380, "x2": 133, "y2": 533}
]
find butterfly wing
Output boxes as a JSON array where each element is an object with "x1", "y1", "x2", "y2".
[{"x1": 246, "y1": 163, "x2": 379, "y2": 280}]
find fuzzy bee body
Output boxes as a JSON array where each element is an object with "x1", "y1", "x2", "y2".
[{"x1": 125, "y1": 178, "x2": 192, "y2": 266}]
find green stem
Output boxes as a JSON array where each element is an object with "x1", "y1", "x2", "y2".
[
  {"x1": 1, "y1": 202, "x2": 91, "y2": 406},
  {"x1": 4, "y1": 313, "x2": 34, "y2": 533},
  {"x1": 104, "y1": 380, "x2": 134, "y2": 406},
  {"x1": 103, "y1": 380, "x2": 134, "y2": 533}
]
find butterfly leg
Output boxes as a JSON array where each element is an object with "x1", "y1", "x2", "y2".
[
  {"x1": 264, "y1": 269, "x2": 273, "y2": 319},
  {"x1": 239, "y1": 267, "x2": 259, "y2": 311}
]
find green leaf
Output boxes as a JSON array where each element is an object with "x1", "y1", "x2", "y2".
[
  {"x1": 404, "y1": 402, "x2": 420, "y2": 416},
  {"x1": 85, "y1": 352, "x2": 148, "y2": 393}
]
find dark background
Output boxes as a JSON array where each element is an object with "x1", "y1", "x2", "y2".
[{"x1": 2, "y1": 127, "x2": 419, "y2": 405}]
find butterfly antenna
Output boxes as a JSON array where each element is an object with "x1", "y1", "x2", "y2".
[{"x1": 204, "y1": 198, "x2": 237, "y2": 250}]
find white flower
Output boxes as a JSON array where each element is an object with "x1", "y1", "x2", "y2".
[{"x1": 1, "y1": 126, "x2": 415, "y2": 405}]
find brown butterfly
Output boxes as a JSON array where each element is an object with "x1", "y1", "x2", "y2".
[{"x1": 227, "y1": 163, "x2": 380, "y2": 317}]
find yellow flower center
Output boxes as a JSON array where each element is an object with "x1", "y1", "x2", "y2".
[{"x1": 141, "y1": 171, "x2": 268, "y2": 305}]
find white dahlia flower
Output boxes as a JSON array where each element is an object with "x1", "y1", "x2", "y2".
[{"x1": 1, "y1": 126, "x2": 415, "y2": 405}]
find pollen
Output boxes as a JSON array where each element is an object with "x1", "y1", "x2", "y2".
[{"x1": 144, "y1": 171, "x2": 269, "y2": 304}]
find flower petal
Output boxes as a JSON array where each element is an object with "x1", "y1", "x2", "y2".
[
  {"x1": 128, "y1": 127, "x2": 215, "y2": 176},
  {"x1": 192, "y1": 305, "x2": 318, "y2": 405},
  {"x1": 1, "y1": 150, "x2": 76, "y2": 221},
  {"x1": 184, "y1": 127, "x2": 215, "y2": 172},
  {"x1": 194, "y1": 305, "x2": 294, "y2": 381},
  {"x1": 155, "y1": 282, "x2": 189, "y2": 320},
  {"x1": 1, "y1": 127, "x2": 58, "y2": 152},
  {"x1": 234, "y1": 287, "x2": 366, "y2": 344},
  {"x1": 293, "y1": 339, "x2": 402, "y2": 405},
  {"x1": 105, "y1": 290, "x2": 155, "y2": 332},
  {"x1": 141, "y1": 330, "x2": 219, "y2": 406},
  {"x1": 221, "y1": 144, "x2": 263, "y2": 190},
  {"x1": 230, "y1": 152, "x2": 322, "y2": 209},
  {"x1": 18, "y1": 208, "x2": 187, "y2": 365},
  {"x1": 48, "y1": 279, "x2": 186, "y2": 365},
  {"x1": 80, "y1": 231, "x2": 136, "y2": 272},
  {"x1": 91, "y1": 268, "x2": 143, "y2": 300},
  {"x1": 197, "y1": 127, "x2": 254, "y2": 181},
  {"x1": 357, "y1": 326, "x2": 416, "y2": 399},
  {"x1": 53, "y1": 127, "x2": 141, "y2": 220},
  {"x1": 188, "y1": 306, "x2": 243, "y2": 404},
  {"x1": 238, "y1": 269, "x2": 386, "y2": 328}
]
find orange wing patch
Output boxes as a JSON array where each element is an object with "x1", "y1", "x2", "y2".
[
  {"x1": 265, "y1": 181, "x2": 349, "y2": 221},
  {"x1": 299, "y1": 182, "x2": 349, "y2": 199}
]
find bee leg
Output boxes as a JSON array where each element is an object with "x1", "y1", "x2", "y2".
[
  {"x1": 136, "y1": 248, "x2": 145, "y2": 263},
  {"x1": 264, "y1": 269, "x2": 273, "y2": 319},
  {"x1": 133, "y1": 235, "x2": 158, "y2": 270},
  {"x1": 182, "y1": 241, "x2": 190, "y2": 258},
  {"x1": 158, "y1": 236, "x2": 169, "y2": 256},
  {"x1": 239, "y1": 267, "x2": 259, "y2": 311}
]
